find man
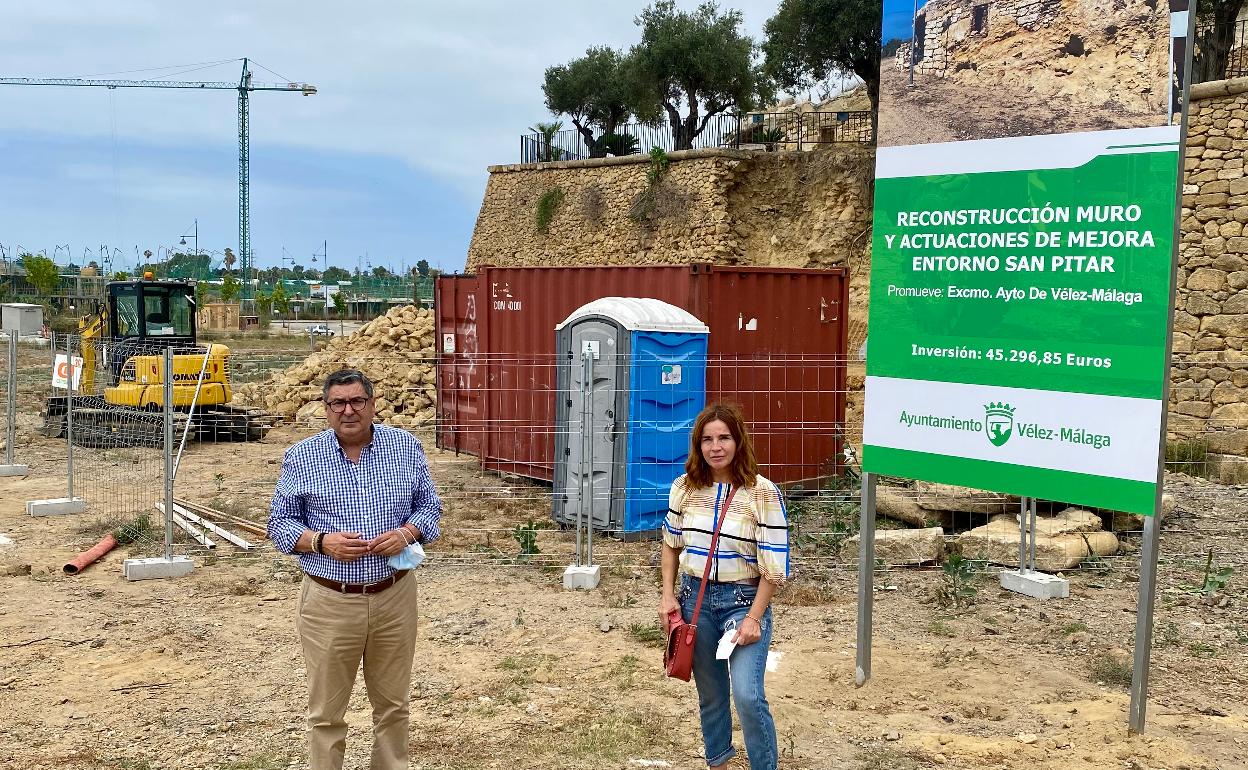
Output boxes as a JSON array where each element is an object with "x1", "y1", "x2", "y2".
[{"x1": 269, "y1": 368, "x2": 441, "y2": 770}]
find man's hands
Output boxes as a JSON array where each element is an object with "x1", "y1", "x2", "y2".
[
  {"x1": 308, "y1": 527, "x2": 421, "y2": 561},
  {"x1": 366, "y1": 527, "x2": 415, "y2": 558},
  {"x1": 321, "y1": 532, "x2": 370, "y2": 562}
]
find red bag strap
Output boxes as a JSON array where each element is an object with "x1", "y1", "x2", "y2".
[{"x1": 688, "y1": 485, "x2": 737, "y2": 629}]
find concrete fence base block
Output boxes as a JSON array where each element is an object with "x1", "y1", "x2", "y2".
[
  {"x1": 26, "y1": 497, "x2": 87, "y2": 517},
  {"x1": 0, "y1": 464, "x2": 30, "y2": 477},
  {"x1": 1000, "y1": 569, "x2": 1070, "y2": 600},
  {"x1": 562, "y1": 564, "x2": 601, "y2": 590},
  {"x1": 124, "y1": 556, "x2": 195, "y2": 581}
]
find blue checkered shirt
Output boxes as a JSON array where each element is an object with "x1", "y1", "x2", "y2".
[{"x1": 269, "y1": 423, "x2": 442, "y2": 584}]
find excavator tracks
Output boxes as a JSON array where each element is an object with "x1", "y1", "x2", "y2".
[{"x1": 42, "y1": 396, "x2": 278, "y2": 447}]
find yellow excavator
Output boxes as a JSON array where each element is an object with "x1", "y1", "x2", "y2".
[{"x1": 43, "y1": 274, "x2": 275, "y2": 445}]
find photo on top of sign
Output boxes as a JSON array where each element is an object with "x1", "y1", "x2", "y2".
[{"x1": 878, "y1": 0, "x2": 1170, "y2": 147}]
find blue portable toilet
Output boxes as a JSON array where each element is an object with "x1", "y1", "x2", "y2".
[{"x1": 552, "y1": 297, "x2": 709, "y2": 539}]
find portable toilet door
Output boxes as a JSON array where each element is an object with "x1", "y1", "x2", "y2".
[{"x1": 553, "y1": 297, "x2": 708, "y2": 538}]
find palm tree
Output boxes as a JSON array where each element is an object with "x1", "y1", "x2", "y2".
[{"x1": 529, "y1": 121, "x2": 564, "y2": 162}]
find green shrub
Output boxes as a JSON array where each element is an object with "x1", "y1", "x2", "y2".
[{"x1": 536, "y1": 187, "x2": 566, "y2": 234}]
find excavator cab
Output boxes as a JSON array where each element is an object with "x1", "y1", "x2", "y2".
[
  {"x1": 108, "y1": 279, "x2": 197, "y2": 344},
  {"x1": 100, "y1": 279, "x2": 200, "y2": 386}
]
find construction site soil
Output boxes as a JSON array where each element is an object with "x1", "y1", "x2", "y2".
[
  {"x1": 1, "y1": 416, "x2": 1246, "y2": 769},
  {"x1": 877, "y1": 65, "x2": 1162, "y2": 148}
]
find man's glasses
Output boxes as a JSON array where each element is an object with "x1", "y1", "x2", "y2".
[{"x1": 325, "y1": 396, "x2": 371, "y2": 413}]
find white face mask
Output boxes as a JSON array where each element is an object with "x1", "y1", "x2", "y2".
[{"x1": 387, "y1": 541, "x2": 426, "y2": 570}]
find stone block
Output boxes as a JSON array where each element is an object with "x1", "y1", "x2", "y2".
[
  {"x1": 1186, "y1": 294, "x2": 1222, "y2": 315},
  {"x1": 124, "y1": 556, "x2": 195, "y2": 581},
  {"x1": 1175, "y1": 400, "x2": 1214, "y2": 417},
  {"x1": 957, "y1": 518, "x2": 1119, "y2": 571},
  {"x1": 1000, "y1": 570, "x2": 1070, "y2": 599},
  {"x1": 1207, "y1": 453, "x2": 1248, "y2": 483},
  {"x1": 916, "y1": 481, "x2": 1014, "y2": 514},
  {"x1": 1207, "y1": 429, "x2": 1248, "y2": 455},
  {"x1": 1189, "y1": 267, "x2": 1229, "y2": 291},
  {"x1": 1214, "y1": 255, "x2": 1248, "y2": 273},
  {"x1": 1174, "y1": 310, "x2": 1200, "y2": 333},
  {"x1": 1211, "y1": 401, "x2": 1248, "y2": 425},
  {"x1": 1204, "y1": 314, "x2": 1248, "y2": 336},
  {"x1": 562, "y1": 564, "x2": 601, "y2": 590},
  {"x1": 876, "y1": 486, "x2": 931, "y2": 527},
  {"x1": 839, "y1": 527, "x2": 946, "y2": 566},
  {"x1": 1228, "y1": 271, "x2": 1248, "y2": 290},
  {"x1": 1001, "y1": 507, "x2": 1104, "y2": 536},
  {"x1": 1223, "y1": 291, "x2": 1248, "y2": 314},
  {"x1": 27, "y1": 498, "x2": 87, "y2": 517},
  {"x1": 1167, "y1": 412, "x2": 1207, "y2": 438}
]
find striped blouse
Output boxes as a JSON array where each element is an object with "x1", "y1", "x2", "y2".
[{"x1": 662, "y1": 474, "x2": 790, "y2": 586}]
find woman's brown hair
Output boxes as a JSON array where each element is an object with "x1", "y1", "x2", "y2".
[{"x1": 684, "y1": 402, "x2": 758, "y2": 489}]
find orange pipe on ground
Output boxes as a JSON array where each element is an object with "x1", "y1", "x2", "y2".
[{"x1": 63, "y1": 534, "x2": 118, "y2": 574}]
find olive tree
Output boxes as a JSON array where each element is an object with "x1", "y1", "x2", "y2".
[
  {"x1": 763, "y1": 0, "x2": 881, "y2": 122},
  {"x1": 628, "y1": 1, "x2": 771, "y2": 151},
  {"x1": 543, "y1": 46, "x2": 634, "y2": 158}
]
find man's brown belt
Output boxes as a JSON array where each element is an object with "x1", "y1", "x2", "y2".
[{"x1": 306, "y1": 569, "x2": 410, "y2": 595}]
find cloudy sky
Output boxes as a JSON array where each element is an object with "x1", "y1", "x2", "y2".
[{"x1": 0, "y1": 0, "x2": 817, "y2": 276}]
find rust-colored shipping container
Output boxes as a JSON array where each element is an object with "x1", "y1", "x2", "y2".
[{"x1": 435, "y1": 264, "x2": 849, "y2": 486}]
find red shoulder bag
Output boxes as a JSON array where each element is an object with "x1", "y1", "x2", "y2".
[{"x1": 664, "y1": 486, "x2": 737, "y2": 681}]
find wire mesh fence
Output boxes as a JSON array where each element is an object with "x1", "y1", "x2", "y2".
[{"x1": 2, "y1": 338, "x2": 1245, "y2": 581}]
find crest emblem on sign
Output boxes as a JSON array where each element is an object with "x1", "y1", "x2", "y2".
[{"x1": 984, "y1": 402, "x2": 1016, "y2": 447}]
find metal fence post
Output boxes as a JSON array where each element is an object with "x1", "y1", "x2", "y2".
[
  {"x1": 65, "y1": 334, "x2": 74, "y2": 500},
  {"x1": 575, "y1": 351, "x2": 592, "y2": 567},
  {"x1": 1017, "y1": 497, "x2": 1029, "y2": 574},
  {"x1": 6, "y1": 329, "x2": 16, "y2": 466},
  {"x1": 1029, "y1": 497, "x2": 1038, "y2": 572},
  {"x1": 585, "y1": 351, "x2": 595, "y2": 568},
  {"x1": 855, "y1": 472, "x2": 877, "y2": 687},
  {"x1": 163, "y1": 348, "x2": 175, "y2": 562}
]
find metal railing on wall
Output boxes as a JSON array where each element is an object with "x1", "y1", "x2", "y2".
[
  {"x1": 1193, "y1": 20, "x2": 1248, "y2": 83},
  {"x1": 520, "y1": 111, "x2": 875, "y2": 163}
]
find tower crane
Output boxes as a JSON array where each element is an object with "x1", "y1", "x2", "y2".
[{"x1": 0, "y1": 58, "x2": 316, "y2": 301}]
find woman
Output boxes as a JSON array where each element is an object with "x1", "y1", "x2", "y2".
[{"x1": 660, "y1": 402, "x2": 790, "y2": 770}]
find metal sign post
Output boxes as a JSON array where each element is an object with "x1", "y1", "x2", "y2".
[{"x1": 855, "y1": 472, "x2": 877, "y2": 686}]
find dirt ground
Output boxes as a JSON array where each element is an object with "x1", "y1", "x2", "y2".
[
  {"x1": 1, "y1": 412, "x2": 1247, "y2": 769},
  {"x1": 877, "y1": 65, "x2": 1163, "y2": 148}
]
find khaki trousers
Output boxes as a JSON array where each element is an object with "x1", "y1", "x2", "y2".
[{"x1": 296, "y1": 572, "x2": 420, "y2": 770}]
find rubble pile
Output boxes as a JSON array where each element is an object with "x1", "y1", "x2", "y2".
[{"x1": 233, "y1": 305, "x2": 437, "y2": 428}]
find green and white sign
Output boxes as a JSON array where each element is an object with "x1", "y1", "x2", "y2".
[{"x1": 863, "y1": 128, "x2": 1181, "y2": 515}]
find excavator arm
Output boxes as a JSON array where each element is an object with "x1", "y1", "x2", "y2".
[{"x1": 75, "y1": 304, "x2": 108, "y2": 393}]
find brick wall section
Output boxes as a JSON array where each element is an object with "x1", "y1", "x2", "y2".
[{"x1": 1173, "y1": 77, "x2": 1248, "y2": 477}]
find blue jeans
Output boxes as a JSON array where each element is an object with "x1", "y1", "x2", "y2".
[{"x1": 679, "y1": 574, "x2": 777, "y2": 770}]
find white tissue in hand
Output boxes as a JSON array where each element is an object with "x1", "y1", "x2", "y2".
[{"x1": 716, "y1": 626, "x2": 738, "y2": 660}]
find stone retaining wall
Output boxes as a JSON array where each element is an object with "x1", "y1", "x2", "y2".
[{"x1": 1173, "y1": 77, "x2": 1248, "y2": 481}]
